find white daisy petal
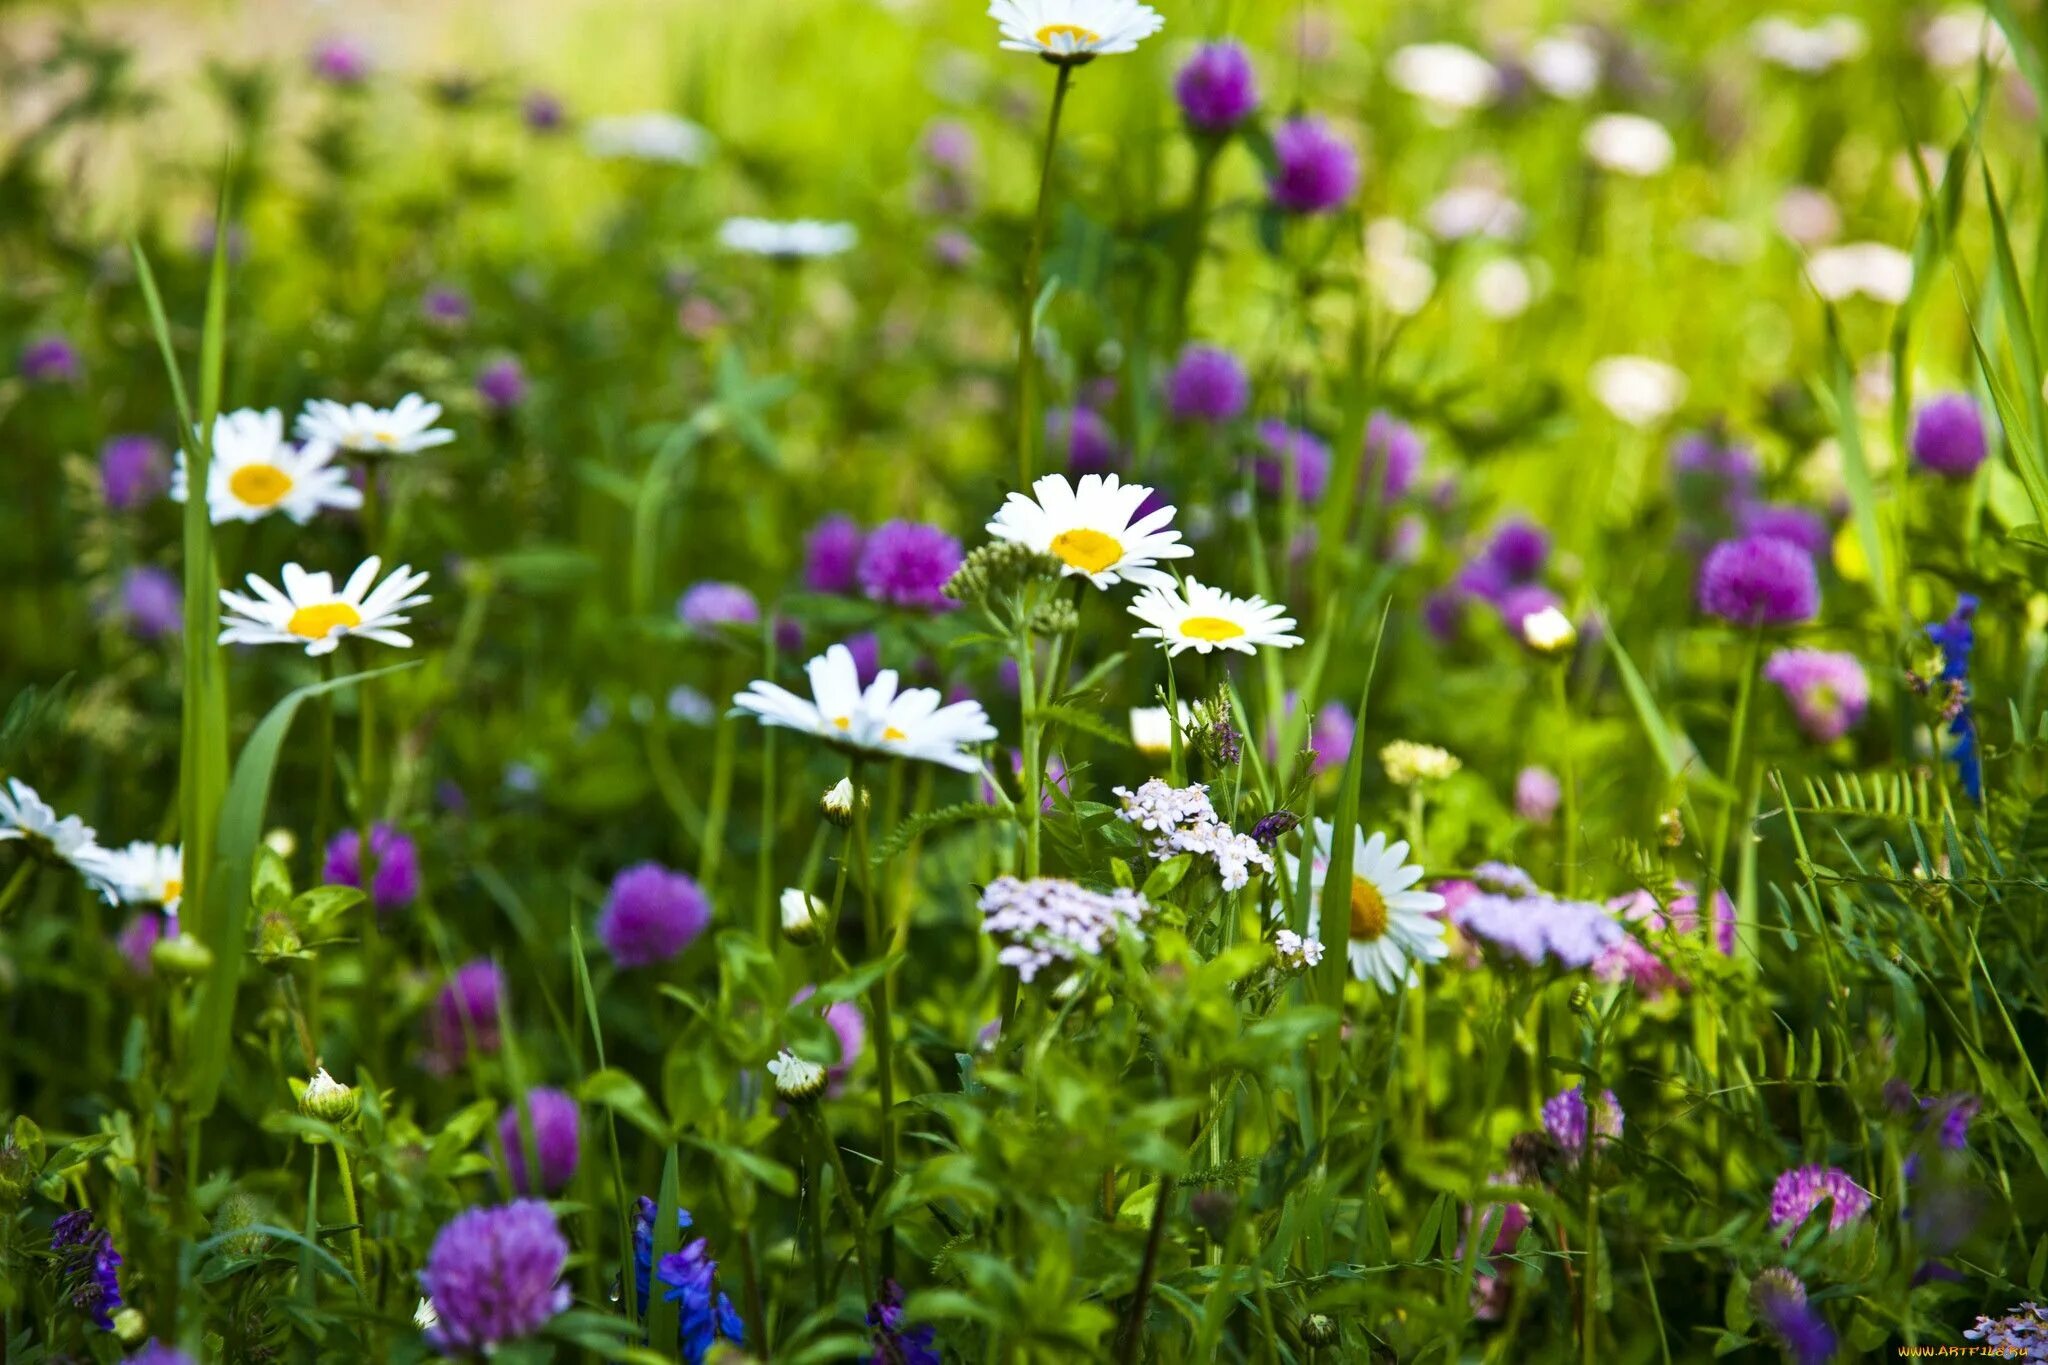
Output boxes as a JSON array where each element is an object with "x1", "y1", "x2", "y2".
[{"x1": 218, "y1": 559, "x2": 432, "y2": 658}]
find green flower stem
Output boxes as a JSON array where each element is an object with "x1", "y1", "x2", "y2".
[
  {"x1": 1705, "y1": 624, "x2": 1765, "y2": 932},
  {"x1": 848, "y1": 760, "x2": 897, "y2": 1277},
  {"x1": 333, "y1": 1142, "x2": 368, "y2": 1298},
  {"x1": 1016, "y1": 62, "x2": 1075, "y2": 491},
  {"x1": 1553, "y1": 665, "x2": 1580, "y2": 897},
  {"x1": 701, "y1": 701, "x2": 738, "y2": 890},
  {"x1": 1017, "y1": 616, "x2": 1045, "y2": 879},
  {"x1": 813, "y1": 1108, "x2": 878, "y2": 1309},
  {"x1": 1579, "y1": 1161, "x2": 1600, "y2": 1365},
  {"x1": 0, "y1": 857, "x2": 37, "y2": 923},
  {"x1": 755, "y1": 722, "x2": 778, "y2": 943},
  {"x1": 356, "y1": 659, "x2": 384, "y2": 1083},
  {"x1": 1171, "y1": 138, "x2": 1223, "y2": 348}
]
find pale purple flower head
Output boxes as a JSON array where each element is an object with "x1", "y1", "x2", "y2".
[
  {"x1": 1497, "y1": 583, "x2": 1563, "y2": 635},
  {"x1": 1515, "y1": 766, "x2": 1561, "y2": 824},
  {"x1": 100, "y1": 435, "x2": 168, "y2": 509},
  {"x1": 839, "y1": 631, "x2": 881, "y2": 685},
  {"x1": 1542, "y1": 1085, "x2": 1623, "y2": 1160},
  {"x1": 1253, "y1": 421, "x2": 1332, "y2": 501},
  {"x1": 1671, "y1": 428, "x2": 1759, "y2": 507},
  {"x1": 792, "y1": 985, "x2": 868, "y2": 1091},
  {"x1": 921, "y1": 118, "x2": 978, "y2": 175},
  {"x1": 1697, "y1": 535, "x2": 1819, "y2": 625},
  {"x1": 1310, "y1": 701, "x2": 1355, "y2": 776},
  {"x1": 678, "y1": 581, "x2": 760, "y2": 631},
  {"x1": 418, "y1": 1200, "x2": 571, "y2": 1354},
  {"x1": 310, "y1": 37, "x2": 371, "y2": 86},
  {"x1": 476, "y1": 357, "x2": 529, "y2": 412},
  {"x1": 498, "y1": 1088, "x2": 581, "y2": 1196},
  {"x1": 127, "y1": 1343, "x2": 196, "y2": 1365},
  {"x1": 598, "y1": 863, "x2": 711, "y2": 968},
  {"x1": 1751, "y1": 1269, "x2": 1837, "y2": 1365},
  {"x1": 1611, "y1": 882, "x2": 1737, "y2": 956},
  {"x1": 422, "y1": 287, "x2": 473, "y2": 328},
  {"x1": 1452, "y1": 892, "x2": 1625, "y2": 968},
  {"x1": 1047, "y1": 407, "x2": 1121, "y2": 475},
  {"x1": 1737, "y1": 502, "x2": 1830, "y2": 560},
  {"x1": 1484, "y1": 519, "x2": 1550, "y2": 582},
  {"x1": 1176, "y1": 43, "x2": 1260, "y2": 133},
  {"x1": 858, "y1": 520, "x2": 962, "y2": 611},
  {"x1": 1166, "y1": 345, "x2": 1249, "y2": 425},
  {"x1": 117, "y1": 911, "x2": 173, "y2": 975},
  {"x1": 1763, "y1": 649, "x2": 1869, "y2": 743},
  {"x1": 1362, "y1": 411, "x2": 1424, "y2": 500},
  {"x1": 1769, "y1": 1164, "x2": 1871, "y2": 1240},
  {"x1": 119, "y1": 566, "x2": 183, "y2": 641},
  {"x1": 427, "y1": 960, "x2": 505, "y2": 1072},
  {"x1": 19, "y1": 335, "x2": 80, "y2": 384},
  {"x1": 1269, "y1": 117, "x2": 1359, "y2": 215},
  {"x1": 930, "y1": 228, "x2": 979, "y2": 270},
  {"x1": 323, "y1": 823, "x2": 421, "y2": 911},
  {"x1": 1911, "y1": 392, "x2": 1988, "y2": 478},
  {"x1": 1591, "y1": 935, "x2": 1681, "y2": 999},
  {"x1": 522, "y1": 90, "x2": 567, "y2": 133},
  {"x1": 804, "y1": 514, "x2": 866, "y2": 594}
]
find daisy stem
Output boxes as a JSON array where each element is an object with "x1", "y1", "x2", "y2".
[
  {"x1": 813, "y1": 1108, "x2": 878, "y2": 1309},
  {"x1": 1579, "y1": 1161, "x2": 1600, "y2": 1365},
  {"x1": 1705, "y1": 624, "x2": 1764, "y2": 930},
  {"x1": 1171, "y1": 138, "x2": 1223, "y2": 349},
  {"x1": 332, "y1": 1141, "x2": 368, "y2": 1298},
  {"x1": 356, "y1": 666, "x2": 383, "y2": 1083},
  {"x1": 1016, "y1": 61, "x2": 1075, "y2": 490},
  {"x1": 701, "y1": 709, "x2": 737, "y2": 890},
  {"x1": 1553, "y1": 665, "x2": 1579, "y2": 898},
  {"x1": 0, "y1": 857, "x2": 36, "y2": 923},
  {"x1": 849, "y1": 760, "x2": 897, "y2": 1279}
]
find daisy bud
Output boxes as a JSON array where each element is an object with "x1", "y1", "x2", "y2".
[
  {"x1": 820, "y1": 778, "x2": 866, "y2": 829},
  {"x1": 766, "y1": 1050, "x2": 829, "y2": 1106},
  {"x1": 263, "y1": 828, "x2": 298, "y2": 860},
  {"x1": 150, "y1": 933, "x2": 214, "y2": 978},
  {"x1": 299, "y1": 1067, "x2": 359, "y2": 1126},
  {"x1": 112, "y1": 1306, "x2": 148, "y2": 1345},
  {"x1": 1520, "y1": 605, "x2": 1578, "y2": 656},
  {"x1": 779, "y1": 888, "x2": 827, "y2": 946},
  {"x1": 211, "y1": 1190, "x2": 276, "y2": 1258},
  {"x1": 1300, "y1": 1313, "x2": 1338, "y2": 1348}
]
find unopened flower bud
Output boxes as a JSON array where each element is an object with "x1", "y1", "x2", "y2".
[
  {"x1": 1568, "y1": 982, "x2": 1594, "y2": 1016},
  {"x1": 1300, "y1": 1313, "x2": 1338, "y2": 1347},
  {"x1": 299, "y1": 1067, "x2": 359, "y2": 1126},
  {"x1": 1521, "y1": 605, "x2": 1578, "y2": 656},
  {"x1": 263, "y1": 827, "x2": 298, "y2": 860},
  {"x1": 820, "y1": 778, "x2": 866, "y2": 829},
  {"x1": 766, "y1": 1050, "x2": 828, "y2": 1105},
  {"x1": 211, "y1": 1190, "x2": 276, "y2": 1258},
  {"x1": 779, "y1": 888, "x2": 827, "y2": 946},
  {"x1": 150, "y1": 933, "x2": 214, "y2": 978},
  {"x1": 112, "y1": 1307, "x2": 148, "y2": 1344}
]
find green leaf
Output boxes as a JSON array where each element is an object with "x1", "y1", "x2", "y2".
[
  {"x1": 578, "y1": 1068, "x2": 671, "y2": 1141},
  {"x1": 290, "y1": 885, "x2": 366, "y2": 928},
  {"x1": 681, "y1": 1135, "x2": 797, "y2": 1197},
  {"x1": 647, "y1": 1146, "x2": 684, "y2": 1355},
  {"x1": 1141, "y1": 853, "x2": 1195, "y2": 900}
]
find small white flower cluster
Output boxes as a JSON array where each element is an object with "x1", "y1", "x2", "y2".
[
  {"x1": 979, "y1": 876, "x2": 1151, "y2": 983},
  {"x1": 1112, "y1": 779, "x2": 1274, "y2": 891},
  {"x1": 1273, "y1": 930, "x2": 1325, "y2": 971}
]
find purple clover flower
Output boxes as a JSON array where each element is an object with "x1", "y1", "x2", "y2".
[
  {"x1": 1483, "y1": 519, "x2": 1550, "y2": 582},
  {"x1": 323, "y1": 823, "x2": 421, "y2": 911},
  {"x1": 418, "y1": 1201, "x2": 571, "y2": 1354},
  {"x1": 1696, "y1": 535, "x2": 1819, "y2": 626},
  {"x1": 1252, "y1": 420, "x2": 1332, "y2": 501},
  {"x1": 1762, "y1": 649, "x2": 1869, "y2": 743},
  {"x1": 310, "y1": 37, "x2": 371, "y2": 86},
  {"x1": 1769, "y1": 1164, "x2": 1871, "y2": 1240},
  {"x1": 1515, "y1": 766, "x2": 1561, "y2": 824},
  {"x1": 1175, "y1": 43, "x2": 1260, "y2": 133},
  {"x1": 523, "y1": 90, "x2": 567, "y2": 132},
  {"x1": 1269, "y1": 117, "x2": 1359, "y2": 215},
  {"x1": 499, "y1": 1088, "x2": 581, "y2": 1196},
  {"x1": 1736, "y1": 502, "x2": 1830, "y2": 560},
  {"x1": 678, "y1": 581, "x2": 761, "y2": 631},
  {"x1": 1166, "y1": 345, "x2": 1249, "y2": 425},
  {"x1": 1362, "y1": 411, "x2": 1423, "y2": 500},
  {"x1": 19, "y1": 335, "x2": 81, "y2": 384},
  {"x1": 118, "y1": 911, "x2": 171, "y2": 975},
  {"x1": 804, "y1": 515, "x2": 865, "y2": 594},
  {"x1": 426, "y1": 960, "x2": 505, "y2": 1073},
  {"x1": 1671, "y1": 428, "x2": 1759, "y2": 508},
  {"x1": 1541, "y1": 1085, "x2": 1623, "y2": 1160},
  {"x1": 1911, "y1": 392, "x2": 1989, "y2": 478},
  {"x1": 598, "y1": 863, "x2": 711, "y2": 968},
  {"x1": 476, "y1": 357, "x2": 529, "y2": 412},
  {"x1": 100, "y1": 435, "x2": 168, "y2": 508},
  {"x1": 118, "y1": 566, "x2": 184, "y2": 641},
  {"x1": 1047, "y1": 407, "x2": 1122, "y2": 475},
  {"x1": 422, "y1": 287, "x2": 473, "y2": 328},
  {"x1": 857, "y1": 520, "x2": 963, "y2": 612}
]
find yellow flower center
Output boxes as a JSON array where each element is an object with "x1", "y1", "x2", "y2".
[
  {"x1": 285, "y1": 601, "x2": 363, "y2": 641},
  {"x1": 1050, "y1": 528, "x2": 1123, "y2": 574},
  {"x1": 1035, "y1": 22, "x2": 1100, "y2": 48},
  {"x1": 833, "y1": 715, "x2": 852, "y2": 730},
  {"x1": 883, "y1": 726, "x2": 907, "y2": 742},
  {"x1": 228, "y1": 463, "x2": 295, "y2": 507},
  {"x1": 163, "y1": 878, "x2": 183, "y2": 903},
  {"x1": 1350, "y1": 877, "x2": 1390, "y2": 940},
  {"x1": 374, "y1": 430, "x2": 400, "y2": 445},
  {"x1": 1180, "y1": 616, "x2": 1246, "y2": 642}
]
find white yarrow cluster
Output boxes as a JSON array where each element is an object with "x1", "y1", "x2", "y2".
[
  {"x1": 978, "y1": 876, "x2": 1150, "y2": 982},
  {"x1": 1273, "y1": 930, "x2": 1325, "y2": 970},
  {"x1": 1112, "y1": 779, "x2": 1274, "y2": 891}
]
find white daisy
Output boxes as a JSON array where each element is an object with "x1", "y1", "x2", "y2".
[
  {"x1": 1750, "y1": 15, "x2": 1865, "y2": 73},
  {"x1": 1582, "y1": 113, "x2": 1675, "y2": 177},
  {"x1": 1526, "y1": 30, "x2": 1602, "y2": 100},
  {"x1": 0, "y1": 778, "x2": 119, "y2": 902},
  {"x1": 172, "y1": 408, "x2": 363, "y2": 525},
  {"x1": 1128, "y1": 578, "x2": 1303, "y2": 658},
  {"x1": 1284, "y1": 821, "x2": 1448, "y2": 993},
  {"x1": 986, "y1": 473, "x2": 1193, "y2": 590},
  {"x1": 1805, "y1": 242, "x2": 1913, "y2": 306},
  {"x1": 105, "y1": 840, "x2": 185, "y2": 912},
  {"x1": 296, "y1": 394, "x2": 455, "y2": 456},
  {"x1": 1387, "y1": 43, "x2": 1500, "y2": 120},
  {"x1": 218, "y1": 557, "x2": 432, "y2": 657},
  {"x1": 1589, "y1": 356, "x2": 1687, "y2": 428},
  {"x1": 1128, "y1": 703, "x2": 1195, "y2": 757},
  {"x1": 732, "y1": 644, "x2": 998, "y2": 774},
  {"x1": 717, "y1": 218, "x2": 859, "y2": 259},
  {"x1": 584, "y1": 112, "x2": 714, "y2": 164},
  {"x1": 988, "y1": 0, "x2": 1164, "y2": 63}
]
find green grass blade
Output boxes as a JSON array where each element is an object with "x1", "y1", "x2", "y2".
[
  {"x1": 1821, "y1": 307, "x2": 1895, "y2": 615},
  {"x1": 1314, "y1": 603, "x2": 1390, "y2": 1006},
  {"x1": 648, "y1": 1145, "x2": 685, "y2": 1356},
  {"x1": 1600, "y1": 617, "x2": 1685, "y2": 783}
]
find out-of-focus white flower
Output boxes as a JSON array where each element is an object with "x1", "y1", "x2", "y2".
[
  {"x1": 1425, "y1": 185, "x2": 1526, "y2": 241},
  {"x1": 1892, "y1": 144, "x2": 1949, "y2": 200},
  {"x1": 585, "y1": 112, "x2": 713, "y2": 164},
  {"x1": 1806, "y1": 242, "x2": 1913, "y2": 305},
  {"x1": 0, "y1": 779, "x2": 119, "y2": 903},
  {"x1": 1590, "y1": 356, "x2": 1687, "y2": 427},
  {"x1": 106, "y1": 841, "x2": 184, "y2": 912},
  {"x1": 1366, "y1": 218, "x2": 1436, "y2": 317},
  {"x1": 1129, "y1": 703, "x2": 1194, "y2": 757},
  {"x1": 297, "y1": 395, "x2": 455, "y2": 457},
  {"x1": 1683, "y1": 218, "x2": 1758, "y2": 265},
  {"x1": 1387, "y1": 43, "x2": 1500, "y2": 120},
  {"x1": 779, "y1": 889, "x2": 827, "y2": 946},
  {"x1": 1750, "y1": 15, "x2": 1866, "y2": 73},
  {"x1": 1920, "y1": 7, "x2": 2009, "y2": 71},
  {"x1": 1527, "y1": 29, "x2": 1602, "y2": 100},
  {"x1": 1775, "y1": 186, "x2": 1842, "y2": 246},
  {"x1": 1521, "y1": 605, "x2": 1578, "y2": 655},
  {"x1": 1471, "y1": 258, "x2": 1534, "y2": 319},
  {"x1": 717, "y1": 218, "x2": 859, "y2": 259},
  {"x1": 987, "y1": 0, "x2": 1164, "y2": 62},
  {"x1": 1583, "y1": 113, "x2": 1675, "y2": 177}
]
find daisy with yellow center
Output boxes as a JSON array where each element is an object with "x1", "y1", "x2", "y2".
[
  {"x1": 733, "y1": 644, "x2": 998, "y2": 773},
  {"x1": 986, "y1": 473, "x2": 1192, "y2": 590},
  {"x1": 218, "y1": 557, "x2": 431, "y2": 657},
  {"x1": 1129, "y1": 578, "x2": 1303, "y2": 658},
  {"x1": 1283, "y1": 821, "x2": 1448, "y2": 993},
  {"x1": 172, "y1": 408, "x2": 363, "y2": 525},
  {"x1": 297, "y1": 394, "x2": 456, "y2": 456},
  {"x1": 988, "y1": 0, "x2": 1164, "y2": 63},
  {"x1": 106, "y1": 841, "x2": 185, "y2": 913}
]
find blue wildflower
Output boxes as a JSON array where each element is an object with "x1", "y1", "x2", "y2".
[
  {"x1": 869, "y1": 1279, "x2": 940, "y2": 1365},
  {"x1": 50, "y1": 1210, "x2": 122, "y2": 1331},
  {"x1": 1927, "y1": 594, "x2": 1981, "y2": 802},
  {"x1": 631, "y1": 1196, "x2": 744, "y2": 1364}
]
